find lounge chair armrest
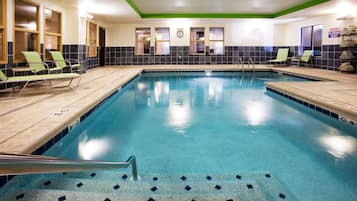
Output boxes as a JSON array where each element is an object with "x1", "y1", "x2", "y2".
[
  {"x1": 65, "y1": 59, "x2": 80, "y2": 64},
  {"x1": 291, "y1": 56, "x2": 301, "y2": 60},
  {"x1": 27, "y1": 62, "x2": 51, "y2": 73}
]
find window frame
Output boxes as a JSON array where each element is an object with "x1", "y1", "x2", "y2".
[
  {"x1": 13, "y1": 0, "x2": 41, "y2": 63},
  {"x1": 190, "y1": 27, "x2": 206, "y2": 55},
  {"x1": 154, "y1": 27, "x2": 170, "y2": 55},
  {"x1": 86, "y1": 21, "x2": 98, "y2": 58},
  {"x1": 208, "y1": 27, "x2": 224, "y2": 55},
  {"x1": 44, "y1": 8, "x2": 62, "y2": 61},
  {"x1": 300, "y1": 24, "x2": 322, "y2": 56},
  {"x1": 0, "y1": 0, "x2": 7, "y2": 64},
  {"x1": 135, "y1": 27, "x2": 151, "y2": 55}
]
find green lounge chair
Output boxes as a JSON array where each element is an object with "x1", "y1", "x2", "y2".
[
  {"x1": 291, "y1": 50, "x2": 313, "y2": 66},
  {"x1": 268, "y1": 48, "x2": 289, "y2": 65},
  {"x1": 50, "y1": 51, "x2": 81, "y2": 73},
  {"x1": 22, "y1": 51, "x2": 63, "y2": 74},
  {"x1": 0, "y1": 70, "x2": 81, "y2": 99}
]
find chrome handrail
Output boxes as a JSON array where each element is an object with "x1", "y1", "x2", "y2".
[
  {"x1": 238, "y1": 57, "x2": 244, "y2": 72},
  {"x1": 0, "y1": 153, "x2": 138, "y2": 180},
  {"x1": 248, "y1": 57, "x2": 255, "y2": 72}
]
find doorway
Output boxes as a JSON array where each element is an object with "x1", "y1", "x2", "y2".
[{"x1": 99, "y1": 27, "x2": 106, "y2": 66}]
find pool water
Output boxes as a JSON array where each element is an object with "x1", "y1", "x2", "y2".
[{"x1": 40, "y1": 72, "x2": 357, "y2": 201}]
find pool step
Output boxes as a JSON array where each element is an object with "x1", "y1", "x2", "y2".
[
  {"x1": 54, "y1": 171, "x2": 294, "y2": 201},
  {"x1": 5, "y1": 189, "x2": 240, "y2": 201},
  {"x1": 51, "y1": 171, "x2": 276, "y2": 183},
  {"x1": 2, "y1": 173, "x2": 295, "y2": 201},
  {"x1": 33, "y1": 178, "x2": 265, "y2": 196}
]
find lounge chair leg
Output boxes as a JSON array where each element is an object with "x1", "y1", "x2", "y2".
[
  {"x1": 74, "y1": 77, "x2": 81, "y2": 89},
  {"x1": 67, "y1": 78, "x2": 74, "y2": 87},
  {"x1": 14, "y1": 81, "x2": 30, "y2": 98}
]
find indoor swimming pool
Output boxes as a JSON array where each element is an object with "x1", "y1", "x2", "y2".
[{"x1": 2, "y1": 72, "x2": 357, "y2": 201}]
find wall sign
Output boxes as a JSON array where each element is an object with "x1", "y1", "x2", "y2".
[{"x1": 328, "y1": 27, "x2": 341, "y2": 38}]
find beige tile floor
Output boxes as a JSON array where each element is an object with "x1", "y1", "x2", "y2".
[
  {"x1": 267, "y1": 67, "x2": 357, "y2": 122},
  {"x1": 0, "y1": 65, "x2": 356, "y2": 154}
]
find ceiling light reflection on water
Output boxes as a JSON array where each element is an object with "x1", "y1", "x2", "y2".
[
  {"x1": 168, "y1": 93, "x2": 191, "y2": 129},
  {"x1": 245, "y1": 101, "x2": 268, "y2": 125},
  {"x1": 320, "y1": 135, "x2": 357, "y2": 159},
  {"x1": 78, "y1": 134, "x2": 111, "y2": 160}
]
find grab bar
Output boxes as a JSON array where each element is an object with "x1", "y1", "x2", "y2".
[
  {"x1": 0, "y1": 153, "x2": 138, "y2": 180},
  {"x1": 248, "y1": 58, "x2": 255, "y2": 72},
  {"x1": 238, "y1": 57, "x2": 244, "y2": 72}
]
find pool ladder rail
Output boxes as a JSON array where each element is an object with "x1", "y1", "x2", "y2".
[
  {"x1": 238, "y1": 57, "x2": 255, "y2": 72},
  {"x1": 248, "y1": 58, "x2": 255, "y2": 72},
  {"x1": 0, "y1": 153, "x2": 138, "y2": 180}
]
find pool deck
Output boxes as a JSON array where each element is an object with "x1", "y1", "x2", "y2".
[{"x1": 0, "y1": 65, "x2": 356, "y2": 154}]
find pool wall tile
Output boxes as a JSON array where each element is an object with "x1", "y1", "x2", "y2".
[{"x1": 265, "y1": 87, "x2": 352, "y2": 124}]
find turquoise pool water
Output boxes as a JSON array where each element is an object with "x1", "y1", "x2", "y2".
[{"x1": 19, "y1": 72, "x2": 357, "y2": 200}]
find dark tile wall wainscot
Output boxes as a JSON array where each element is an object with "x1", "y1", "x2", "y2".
[
  {"x1": 105, "y1": 45, "x2": 341, "y2": 70},
  {"x1": 62, "y1": 44, "x2": 99, "y2": 69}
]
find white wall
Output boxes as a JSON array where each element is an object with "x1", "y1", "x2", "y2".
[
  {"x1": 6, "y1": 0, "x2": 13, "y2": 41},
  {"x1": 284, "y1": 14, "x2": 357, "y2": 46},
  {"x1": 106, "y1": 13, "x2": 357, "y2": 47},
  {"x1": 106, "y1": 20, "x2": 287, "y2": 47}
]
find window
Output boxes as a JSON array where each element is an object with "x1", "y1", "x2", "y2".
[
  {"x1": 190, "y1": 27, "x2": 205, "y2": 54},
  {"x1": 44, "y1": 8, "x2": 62, "y2": 60},
  {"x1": 14, "y1": 0, "x2": 40, "y2": 62},
  {"x1": 155, "y1": 28, "x2": 170, "y2": 55},
  {"x1": 135, "y1": 28, "x2": 150, "y2": 55},
  {"x1": 300, "y1": 25, "x2": 322, "y2": 56},
  {"x1": 209, "y1": 27, "x2": 224, "y2": 55},
  {"x1": 86, "y1": 21, "x2": 98, "y2": 57},
  {"x1": 0, "y1": 0, "x2": 6, "y2": 64}
]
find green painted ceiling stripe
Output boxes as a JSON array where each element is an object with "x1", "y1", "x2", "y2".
[
  {"x1": 126, "y1": 0, "x2": 331, "y2": 19},
  {"x1": 274, "y1": 0, "x2": 331, "y2": 17},
  {"x1": 126, "y1": 0, "x2": 143, "y2": 17},
  {"x1": 142, "y1": 13, "x2": 275, "y2": 19}
]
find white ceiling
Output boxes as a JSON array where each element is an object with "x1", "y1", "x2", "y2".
[
  {"x1": 50, "y1": 0, "x2": 357, "y2": 23},
  {"x1": 133, "y1": 0, "x2": 311, "y2": 14}
]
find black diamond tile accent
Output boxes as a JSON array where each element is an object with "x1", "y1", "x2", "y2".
[
  {"x1": 148, "y1": 198, "x2": 155, "y2": 201},
  {"x1": 76, "y1": 182, "x2": 83, "y2": 188},
  {"x1": 90, "y1": 173, "x2": 96, "y2": 177},
  {"x1": 227, "y1": 199, "x2": 234, "y2": 201},
  {"x1": 43, "y1": 180, "x2": 51, "y2": 186},
  {"x1": 113, "y1": 184, "x2": 120, "y2": 190},
  {"x1": 236, "y1": 174, "x2": 242, "y2": 180},
  {"x1": 206, "y1": 176, "x2": 212, "y2": 180},
  {"x1": 181, "y1": 176, "x2": 186, "y2": 181},
  {"x1": 215, "y1": 185, "x2": 222, "y2": 190},
  {"x1": 58, "y1": 195, "x2": 66, "y2": 201},
  {"x1": 279, "y1": 193, "x2": 286, "y2": 199},
  {"x1": 247, "y1": 184, "x2": 253, "y2": 189},
  {"x1": 104, "y1": 198, "x2": 111, "y2": 201},
  {"x1": 151, "y1": 186, "x2": 158, "y2": 192},
  {"x1": 185, "y1": 185, "x2": 192, "y2": 191},
  {"x1": 62, "y1": 172, "x2": 67, "y2": 175},
  {"x1": 122, "y1": 174, "x2": 128, "y2": 180},
  {"x1": 153, "y1": 177, "x2": 158, "y2": 181},
  {"x1": 265, "y1": 174, "x2": 271, "y2": 178},
  {"x1": 16, "y1": 193, "x2": 24, "y2": 200}
]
